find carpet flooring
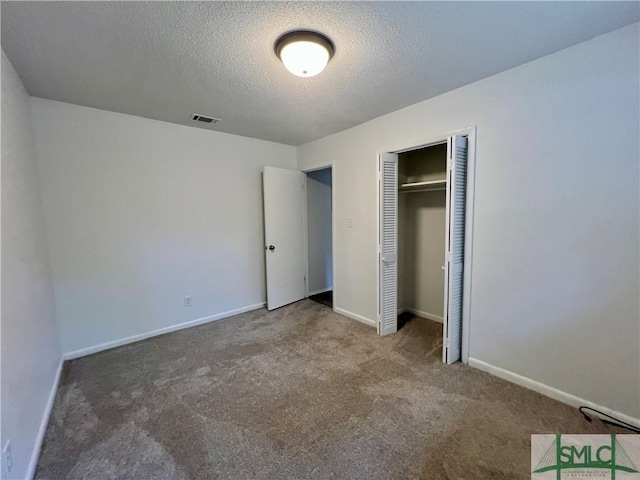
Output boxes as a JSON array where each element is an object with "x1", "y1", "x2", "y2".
[{"x1": 36, "y1": 300, "x2": 624, "y2": 479}]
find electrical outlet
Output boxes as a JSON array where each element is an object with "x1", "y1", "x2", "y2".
[
  {"x1": 2, "y1": 440, "x2": 13, "y2": 478},
  {"x1": 184, "y1": 295, "x2": 193, "y2": 307}
]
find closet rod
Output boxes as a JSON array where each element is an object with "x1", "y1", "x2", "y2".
[{"x1": 399, "y1": 179, "x2": 446, "y2": 193}]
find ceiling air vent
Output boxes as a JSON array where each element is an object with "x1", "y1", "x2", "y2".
[{"x1": 191, "y1": 113, "x2": 220, "y2": 124}]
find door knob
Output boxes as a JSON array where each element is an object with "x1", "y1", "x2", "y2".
[{"x1": 268, "y1": 245, "x2": 275, "y2": 251}]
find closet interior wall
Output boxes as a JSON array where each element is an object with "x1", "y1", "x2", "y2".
[{"x1": 398, "y1": 144, "x2": 448, "y2": 322}]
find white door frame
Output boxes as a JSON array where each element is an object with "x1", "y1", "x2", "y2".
[
  {"x1": 376, "y1": 126, "x2": 477, "y2": 364},
  {"x1": 302, "y1": 163, "x2": 335, "y2": 301}
]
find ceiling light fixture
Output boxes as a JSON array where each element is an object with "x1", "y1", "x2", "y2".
[{"x1": 275, "y1": 30, "x2": 334, "y2": 78}]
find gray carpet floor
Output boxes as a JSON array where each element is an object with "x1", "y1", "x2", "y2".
[{"x1": 36, "y1": 299, "x2": 623, "y2": 479}]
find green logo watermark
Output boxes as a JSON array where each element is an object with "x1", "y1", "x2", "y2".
[{"x1": 531, "y1": 434, "x2": 640, "y2": 480}]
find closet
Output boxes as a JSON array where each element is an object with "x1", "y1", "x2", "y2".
[
  {"x1": 397, "y1": 143, "x2": 447, "y2": 327},
  {"x1": 378, "y1": 134, "x2": 470, "y2": 364}
]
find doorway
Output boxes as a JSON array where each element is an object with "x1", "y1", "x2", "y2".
[
  {"x1": 377, "y1": 128, "x2": 476, "y2": 364},
  {"x1": 398, "y1": 142, "x2": 447, "y2": 326},
  {"x1": 262, "y1": 165, "x2": 335, "y2": 311},
  {"x1": 305, "y1": 167, "x2": 333, "y2": 308}
]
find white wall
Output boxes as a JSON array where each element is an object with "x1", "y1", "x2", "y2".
[
  {"x1": 306, "y1": 168, "x2": 332, "y2": 295},
  {"x1": 1, "y1": 51, "x2": 62, "y2": 480},
  {"x1": 401, "y1": 191, "x2": 446, "y2": 320},
  {"x1": 298, "y1": 24, "x2": 640, "y2": 419},
  {"x1": 31, "y1": 99, "x2": 296, "y2": 355}
]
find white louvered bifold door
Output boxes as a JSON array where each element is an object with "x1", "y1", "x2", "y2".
[
  {"x1": 443, "y1": 135, "x2": 468, "y2": 363},
  {"x1": 379, "y1": 153, "x2": 398, "y2": 336}
]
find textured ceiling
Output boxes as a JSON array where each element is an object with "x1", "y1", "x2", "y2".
[{"x1": 2, "y1": 2, "x2": 638, "y2": 145}]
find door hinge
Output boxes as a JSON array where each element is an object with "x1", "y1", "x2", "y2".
[{"x1": 444, "y1": 338, "x2": 450, "y2": 348}]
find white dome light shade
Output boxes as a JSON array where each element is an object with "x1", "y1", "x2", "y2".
[
  {"x1": 280, "y1": 41, "x2": 329, "y2": 77},
  {"x1": 275, "y1": 31, "x2": 334, "y2": 78}
]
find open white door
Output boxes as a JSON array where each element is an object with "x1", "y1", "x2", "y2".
[
  {"x1": 379, "y1": 153, "x2": 398, "y2": 335},
  {"x1": 263, "y1": 166, "x2": 306, "y2": 310},
  {"x1": 443, "y1": 135, "x2": 468, "y2": 363}
]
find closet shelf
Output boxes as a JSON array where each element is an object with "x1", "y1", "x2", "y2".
[{"x1": 399, "y1": 179, "x2": 447, "y2": 193}]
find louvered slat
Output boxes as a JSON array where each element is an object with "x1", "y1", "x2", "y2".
[
  {"x1": 443, "y1": 136, "x2": 468, "y2": 363},
  {"x1": 379, "y1": 154, "x2": 398, "y2": 335}
]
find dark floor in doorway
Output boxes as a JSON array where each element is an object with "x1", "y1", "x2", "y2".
[{"x1": 309, "y1": 290, "x2": 333, "y2": 308}]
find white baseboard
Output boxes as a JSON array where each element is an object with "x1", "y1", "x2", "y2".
[
  {"x1": 64, "y1": 303, "x2": 266, "y2": 360},
  {"x1": 334, "y1": 307, "x2": 376, "y2": 328},
  {"x1": 26, "y1": 356, "x2": 64, "y2": 480},
  {"x1": 468, "y1": 357, "x2": 640, "y2": 429},
  {"x1": 404, "y1": 308, "x2": 443, "y2": 323},
  {"x1": 308, "y1": 287, "x2": 332, "y2": 296}
]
